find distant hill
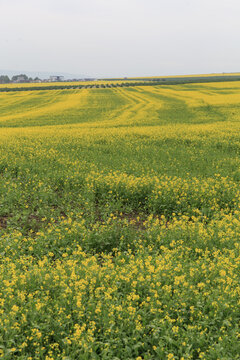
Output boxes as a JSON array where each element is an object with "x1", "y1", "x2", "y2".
[{"x1": 0, "y1": 69, "x2": 90, "y2": 80}]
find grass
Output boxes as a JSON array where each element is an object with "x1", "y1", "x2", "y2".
[{"x1": 0, "y1": 81, "x2": 240, "y2": 359}]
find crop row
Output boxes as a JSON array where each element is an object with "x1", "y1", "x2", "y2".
[{"x1": 1, "y1": 75, "x2": 240, "y2": 92}]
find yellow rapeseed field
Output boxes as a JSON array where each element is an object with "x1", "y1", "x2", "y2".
[{"x1": 0, "y1": 81, "x2": 240, "y2": 359}]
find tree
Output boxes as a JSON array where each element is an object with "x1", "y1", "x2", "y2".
[
  {"x1": 11, "y1": 74, "x2": 28, "y2": 82},
  {"x1": 0, "y1": 75, "x2": 10, "y2": 84}
]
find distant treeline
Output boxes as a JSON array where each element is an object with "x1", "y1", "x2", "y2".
[
  {"x1": 0, "y1": 74, "x2": 41, "y2": 84},
  {"x1": 1, "y1": 75, "x2": 240, "y2": 92}
]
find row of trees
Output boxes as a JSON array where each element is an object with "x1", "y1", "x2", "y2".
[{"x1": 0, "y1": 74, "x2": 41, "y2": 84}]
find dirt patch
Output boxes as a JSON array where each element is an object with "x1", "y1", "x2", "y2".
[
  {"x1": 28, "y1": 214, "x2": 41, "y2": 221},
  {"x1": 94, "y1": 205, "x2": 148, "y2": 230},
  {"x1": 0, "y1": 216, "x2": 8, "y2": 229},
  {"x1": 118, "y1": 212, "x2": 147, "y2": 230}
]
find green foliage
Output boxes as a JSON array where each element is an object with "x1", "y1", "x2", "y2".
[{"x1": 0, "y1": 75, "x2": 10, "y2": 84}]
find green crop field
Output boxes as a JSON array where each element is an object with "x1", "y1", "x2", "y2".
[{"x1": 0, "y1": 81, "x2": 240, "y2": 359}]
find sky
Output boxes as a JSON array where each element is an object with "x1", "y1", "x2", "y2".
[{"x1": 0, "y1": 0, "x2": 240, "y2": 78}]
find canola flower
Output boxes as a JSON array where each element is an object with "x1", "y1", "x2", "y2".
[{"x1": 0, "y1": 82, "x2": 240, "y2": 359}]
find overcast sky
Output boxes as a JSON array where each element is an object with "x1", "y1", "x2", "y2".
[{"x1": 0, "y1": 0, "x2": 239, "y2": 77}]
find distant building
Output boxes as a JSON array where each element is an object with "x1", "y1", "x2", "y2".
[
  {"x1": 50, "y1": 75, "x2": 64, "y2": 82},
  {"x1": 84, "y1": 78, "x2": 96, "y2": 81},
  {"x1": 12, "y1": 75, "x2": 28, "y2": 83},
  {"x1": 17, "y1": 75, "x2": 26, "y2": 82}
]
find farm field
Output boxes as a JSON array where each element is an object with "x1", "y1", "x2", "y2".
[
  {"x1": 2, "y1": 73, "x2": 240, "y2": 94},
  {"x1": 0, "y1": 82, "x2": 240, "y2": 359}
]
